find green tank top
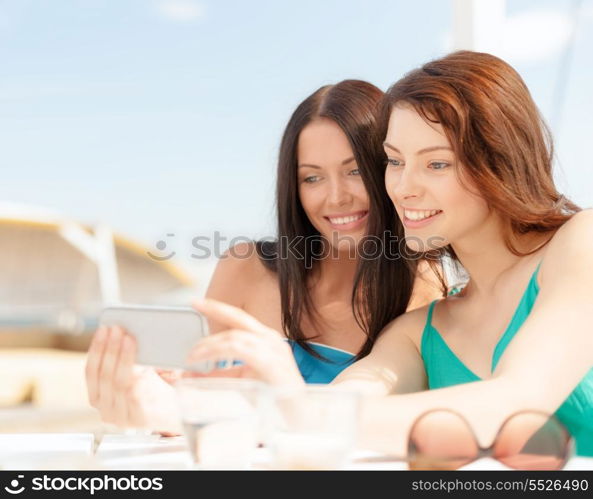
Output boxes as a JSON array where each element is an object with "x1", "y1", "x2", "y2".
[{"x1": 421, "y1": 266, "x2": 593, "y2": 456}]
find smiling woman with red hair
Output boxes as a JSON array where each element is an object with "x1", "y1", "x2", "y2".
[{"x1": 190, "y1": 51, "x2": 593, "y2": 459}]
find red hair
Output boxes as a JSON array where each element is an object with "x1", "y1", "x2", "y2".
[{"x1": 383, "y1": 50, "x2": 580, "y2": 255}]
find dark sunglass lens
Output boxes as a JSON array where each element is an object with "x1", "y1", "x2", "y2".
[{"x1": 494, "y1": 412, "x2": 570, "y2": 470}]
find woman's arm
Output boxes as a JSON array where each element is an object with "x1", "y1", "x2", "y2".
[
  {"x1": 347, "y1": 210, "x2": 593, "y2": 456},
  {"x1": 331, "y1": 308, "x2": 428, "y2": 396}
]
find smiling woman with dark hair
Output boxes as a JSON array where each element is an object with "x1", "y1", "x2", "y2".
[
  {"x1": 84, "y1": 79, "x2": 441, "y2": 433},
  {"x1": 207, "y1": 80, "x2": 440, "y2": 377},
  {"x1": 249, "y1": 80, "x2": 438, "y2": 368}
]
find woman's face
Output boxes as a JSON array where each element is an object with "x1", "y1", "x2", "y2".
[
  {"x1": 297, "y1": 117, "x2": 369, "y2": 252},
  {"x1": 384, "y1": 104, "x2": 491, "y2": 252}
]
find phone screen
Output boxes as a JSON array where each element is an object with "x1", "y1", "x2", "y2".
[{"x1": 100, "y1": 305, "x2": 209, "y2": 369}]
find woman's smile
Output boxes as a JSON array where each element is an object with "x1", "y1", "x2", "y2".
[
  {"x1": 324, "y1": 210, "x2": 369, "y2": 231},
  {"x1": 401, "y1": 208, "x2": 443, "y2": 229}
]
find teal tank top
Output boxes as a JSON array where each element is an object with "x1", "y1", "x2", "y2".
[
  {"x1": 421, "y1": 266, "x2": 593, "y2": 456},
  {"x1": 287, "y1": 340, "x2": 355, "y2": 384}
]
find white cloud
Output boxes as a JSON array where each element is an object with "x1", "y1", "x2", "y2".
[{"x1": 156, "y1": 0, "x2": 205, "y2": 22}]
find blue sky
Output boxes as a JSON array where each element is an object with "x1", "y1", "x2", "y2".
[{"x1": 1, "y1": 0, "x2": 592, "y2": 267}]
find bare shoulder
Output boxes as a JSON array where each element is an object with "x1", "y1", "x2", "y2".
[
  {"x1": 540, "y1": 209, "x2": 593, "y2": 286},
  {"x1": 549, "y1": 209, "x2": 593, "y2": 243},
  {"x1": 377, "y1": 302, "x2": 433, "y2": 351},
  {"x1": 221, "y1": 242, "x2": 273, "y2": 275},
  {"x1": 206, "y1": 242, "x2": 276, "y2": 303},
  {"x1": 542, "y1": 209, "x2": 593, "y2": 261},
  {"x1": 218, "y1": 242, "x2": 271, "y2": 278}
]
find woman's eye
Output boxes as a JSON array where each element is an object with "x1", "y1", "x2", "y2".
[
  {"x1": 429, "y1": 161, "x2": 450, "y2": 170},
  {"x1": 303, "y1": 176, "x2": 320, "y2": 183},
  {"x1": 349, "y1": 169, "x2": 361, "y2": 176},
  {"x1": 386, "y1": 158, "x2": 402, "y2": 167}
]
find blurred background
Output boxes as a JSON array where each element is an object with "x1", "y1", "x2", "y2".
[{"x1": 0, "y1": 0, "x2": 591, "y2": 432}]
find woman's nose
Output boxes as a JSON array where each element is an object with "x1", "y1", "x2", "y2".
[
  {"x1": 390, "y1": 165, "x2": 422, "y2": 200},
  {"x1": 327, "y1": 178, "x2": 352, "y2": 206}
]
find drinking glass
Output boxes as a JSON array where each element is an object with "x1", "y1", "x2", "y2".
[
  {"x1": 175, "y1": 378, "x2": 269, "y2": 469},
  {"x1": 267, "y1": 385, "x2": 360, "y2": 470}
]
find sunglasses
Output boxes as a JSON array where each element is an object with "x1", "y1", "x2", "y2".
[{"x1": 406, "y1": 409, "x2": 572, "y2": 470}]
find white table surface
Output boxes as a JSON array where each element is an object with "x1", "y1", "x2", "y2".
[
  {"x1": 0, "y1": 433, "x2": 591, "y2": 471},
  {"x1": 95, "y1": 434, "x2": 593, "y2": 471},
  {"x1": 0, "y1": 433, "x2": 95, "y2": 470}
]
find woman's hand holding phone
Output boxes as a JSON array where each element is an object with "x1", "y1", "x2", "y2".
[
  {"x1": 85, "y1": 299, "x2": 305, "y2": 434},
  {"x1": 85, "y1": 325, "x2": 182, "y2": 434}
]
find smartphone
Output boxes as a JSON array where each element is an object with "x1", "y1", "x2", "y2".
[{"x1": 99, "y1": 304, "x2": 209, "y2": 370}]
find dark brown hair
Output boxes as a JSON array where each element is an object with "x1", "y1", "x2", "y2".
[
  {"x1": 381, "y1": 50, "x2": 580, "y2": 258},
  {"x1": 256, "y1": 80, "x2": 415, "y2": 360}
]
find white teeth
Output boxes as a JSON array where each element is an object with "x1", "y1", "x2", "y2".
[
  {"x1": 328, "y1": 213, "x2": 365, "y2": 225},
  {"x1": 404, "y1": 209, "x2": 441, "y2": 221}
]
